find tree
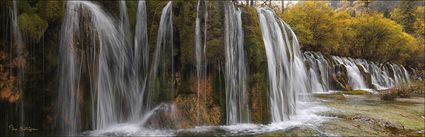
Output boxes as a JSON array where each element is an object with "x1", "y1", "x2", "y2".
[
  {"x1": 281, "y1": 2, "x2": 351, "y2": 55},
  {"x1": 413, "y1": 6, "x2": 425, "y2": 37},
  {"x1": 351, "y1": 13, "x2": 416, "y2": 63},
  {"x1": 390, "y1": 1, "x2": 417, "y2": 33}
]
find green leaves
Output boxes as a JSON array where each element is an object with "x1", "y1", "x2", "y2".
[{"x1": 18, "y1": 13, "x2": 48, "y2": 43}]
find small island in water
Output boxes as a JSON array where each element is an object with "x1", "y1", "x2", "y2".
[{"x1": 0, "y1": 0, "x2": 424, "y2": 136}]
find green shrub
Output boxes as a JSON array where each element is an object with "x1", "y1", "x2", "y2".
[{"x1": 18, "y1": 13, "x2": 48, "y2": 42}]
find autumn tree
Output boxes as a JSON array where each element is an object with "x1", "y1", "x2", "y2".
[{"x1": 390, "y1": 1, "x2": 417, "y2": 33}]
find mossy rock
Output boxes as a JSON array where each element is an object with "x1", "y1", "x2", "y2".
[
  {"x1": 18, "y1": 13, "x2": 48, "y2": 43},
  {"x1": 42, "y1": 1, "x2": 65, "y2": 22},
  {"x1": 316, "y1": 92, "x2": 346, "y2": 100},
  {"x1": 344, "y1": 90, "x2": 370, "y2": 95}
]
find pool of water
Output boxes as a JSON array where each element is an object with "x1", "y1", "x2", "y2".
[{"x1": 84, "y1": 102, "x2": 333, "y2": 136}]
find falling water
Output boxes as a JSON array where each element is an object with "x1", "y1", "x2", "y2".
[
  {"x1": 53, "y1": 1, "x2": 416, "y2": 135},
  {"x1": 332, "y1": 56, "x2": 368, "y2": 90},
  {"x1": 304, "y1": 52, "x2": 329, "y2": 93},
  {"x1": 119, "y1": 0, "x2": 132, "y2": 47},
  {"x1": 257, "y1": 8, "x2": 309, "y2": 122},
  {"x1": 59, "y1": 1, "x2": 175, "y2": 134},
  {"x1": 224, "y1": 2, "x2": 250, "y2": 124},
  {"x1": 58, "y1": 1, "x2": 133, "y2": 133},
  {"x1": 195, "y1": 0, "x2": 208, "y2": 124},
  {"x1": 147, "y1": 1, "x2": 174, "y2": 110},
  {"x1": 58, "y1": 2, "x2": 82, "y2": 134},
  {"x1": 304, "y1": 51, "x2": 412, "y2": 91},
  {"x1": 11, "y1": 1, "x2": 25, "y2": 135},
  {"x1": 132, "y1": 0, "x2": 149, "y2": 120}
]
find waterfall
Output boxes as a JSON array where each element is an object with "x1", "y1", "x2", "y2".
[
  {"x1": 195, "y1": 0, "x2": 208, "y2": 124},
  {"x1": 58, "y1": 1, "x2": 175, "y2": 134},
  {"x1": 133, "y1": 0, "x2": 149, "y2": 120},
  {"x1": 332, "y1": 56, "x2": 368, "y2": 90},
  {"x1": 11, "y1": 1, "x2": 26, "y2": 135},
  {"x1": 147, "y1": 1, "x2": 174, "y2": 110},
  {"x1": 59, "y1": 1, "x2": 133, "y2": 133},
  {"x1": 304, "y1": 52, "x2": 329, "y2": 93},
  {"x1": 304, "y1": 51, "x2": 412, "y2": 91},
  {"x1": 119, "y1": 0, "x2": 132, "y2": 47},
  {"x1": 224, "y1": 2, "x2": 250, "y2": 124},
  {"x1": 257, "y1": 8, "x2": 309, "y2": 122},
  {"x1": 58, "y1": 2, "x2": 83, "y2": 134}
]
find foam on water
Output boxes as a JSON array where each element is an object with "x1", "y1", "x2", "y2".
[
  {"x1": 87, "y1": 123, "x2": 175, "y2": 136},
  {"x1": 86, "y1": 102, "x2": 331, "y2": 136}
]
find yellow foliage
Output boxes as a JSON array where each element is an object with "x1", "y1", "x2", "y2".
[{"x1": 282, "y1": 1, "x2": 421, "y2": 68}]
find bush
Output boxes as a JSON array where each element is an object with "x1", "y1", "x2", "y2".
[
  {"x1": 380, "y1": 84, "x2": 414, "y2": 100},
  {"x1": 380, "y1": 89, "x2": 398, "y2": 101},
  {"x1": 396, "y1": 86, "x2": 411, "y2": 98}
]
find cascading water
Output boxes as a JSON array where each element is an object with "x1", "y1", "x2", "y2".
[
  {"x1": 304, "y1": 52, "x2": 329, "y2": 93},
  {"x1": 52, "y1": 1, "x2": 417, "y2": 136},
  {"x1": 10, "y1": 1, "x2": 25, "y2": 135},
  {"x1": 119, "y1": 0, "x2": 132, "y2": 48},
  {"x1": 332, "y1": 56, "x2": 368, "y2": 90},
  {"x1": 304, "y1": 51, "x2": 412, "y2": 91},
  {"x1": 257, "y1": 8, "x2": 309, "y2": 122},
  {"x1": 146, "y1": 1, "x2": 174, "y2": 110},
  {"x1": 224, "y1": 2, "x2": 250, "y2": 125},
  {"x1": 194, "y1": 0, "x2": 208, "y2": 124},
  {"x1": 132, "y1": 0, "x2": 149, "y2": 120},
  {"x1": 59, "y1": 1, "x2": 175, "y2": 135},
  {"x1": 58, "y1": 1, "x2": 138, "y2": 133}
]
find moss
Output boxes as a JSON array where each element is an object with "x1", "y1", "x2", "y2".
[
  {"x1": 316, "y1": 92, "x2": 346, "y2": 100},
  {"x1": 344, "y1": 90, "x2": 370, "y2": 95},
  {"x1": 256, "y1": 127, "x2": 321, "y2": 137},
  {"x1": 324, "y1": 94, "x2": 425, "y2": 132},
  {"x1": 18, "y1": 13, "x2": 48, "y2": 42},
  {"x1": 321, "y1": 119, "x2": 385, "y2": 136},
  {"x1": 242, "y1": 6, "x2": 270, "y2": 124},
  {"x1": 37, "y1": 1, "x2": 65, "y2": 22},
  {"x1": 18, "y1": 0, "x2": 37, "y2": 14},
  {"x1": 174, "y1": 75, "x2": 222, "y2": 128},
  {"x1": 205, "y1": 1, "x2": 225, "y2": 69},
  {"x1": 173, "y1": 0, "x2": 197, "y2": 68}
]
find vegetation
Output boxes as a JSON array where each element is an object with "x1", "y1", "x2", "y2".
[
  {"x1": 344, "y1": 90, "x2": 370, "y2": 95},
  {"x1": 0, "y1": 0, "x2": 423, "y2": 135},
  {"x1": 279, "y1": 1, "x2": 424, "y2": 72},
  {"x1": 381, "y1": 80, "x2": 425, "y2": 101}
]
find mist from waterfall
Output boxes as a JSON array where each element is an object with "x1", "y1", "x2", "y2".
[
  {"x1": 224, "y1": 2, "x2": 250, "y2": 125},
  {"x1": 257, "y1": 8, "x2": 310, "y2": 122}
]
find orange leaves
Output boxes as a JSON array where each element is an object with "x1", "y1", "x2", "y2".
[
  {"x1": 0, "y1": 51, "x2": 23, "y2": 103},
  {"x1": 0, "y1": 87, "x2": 21, "y2": 103}
]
